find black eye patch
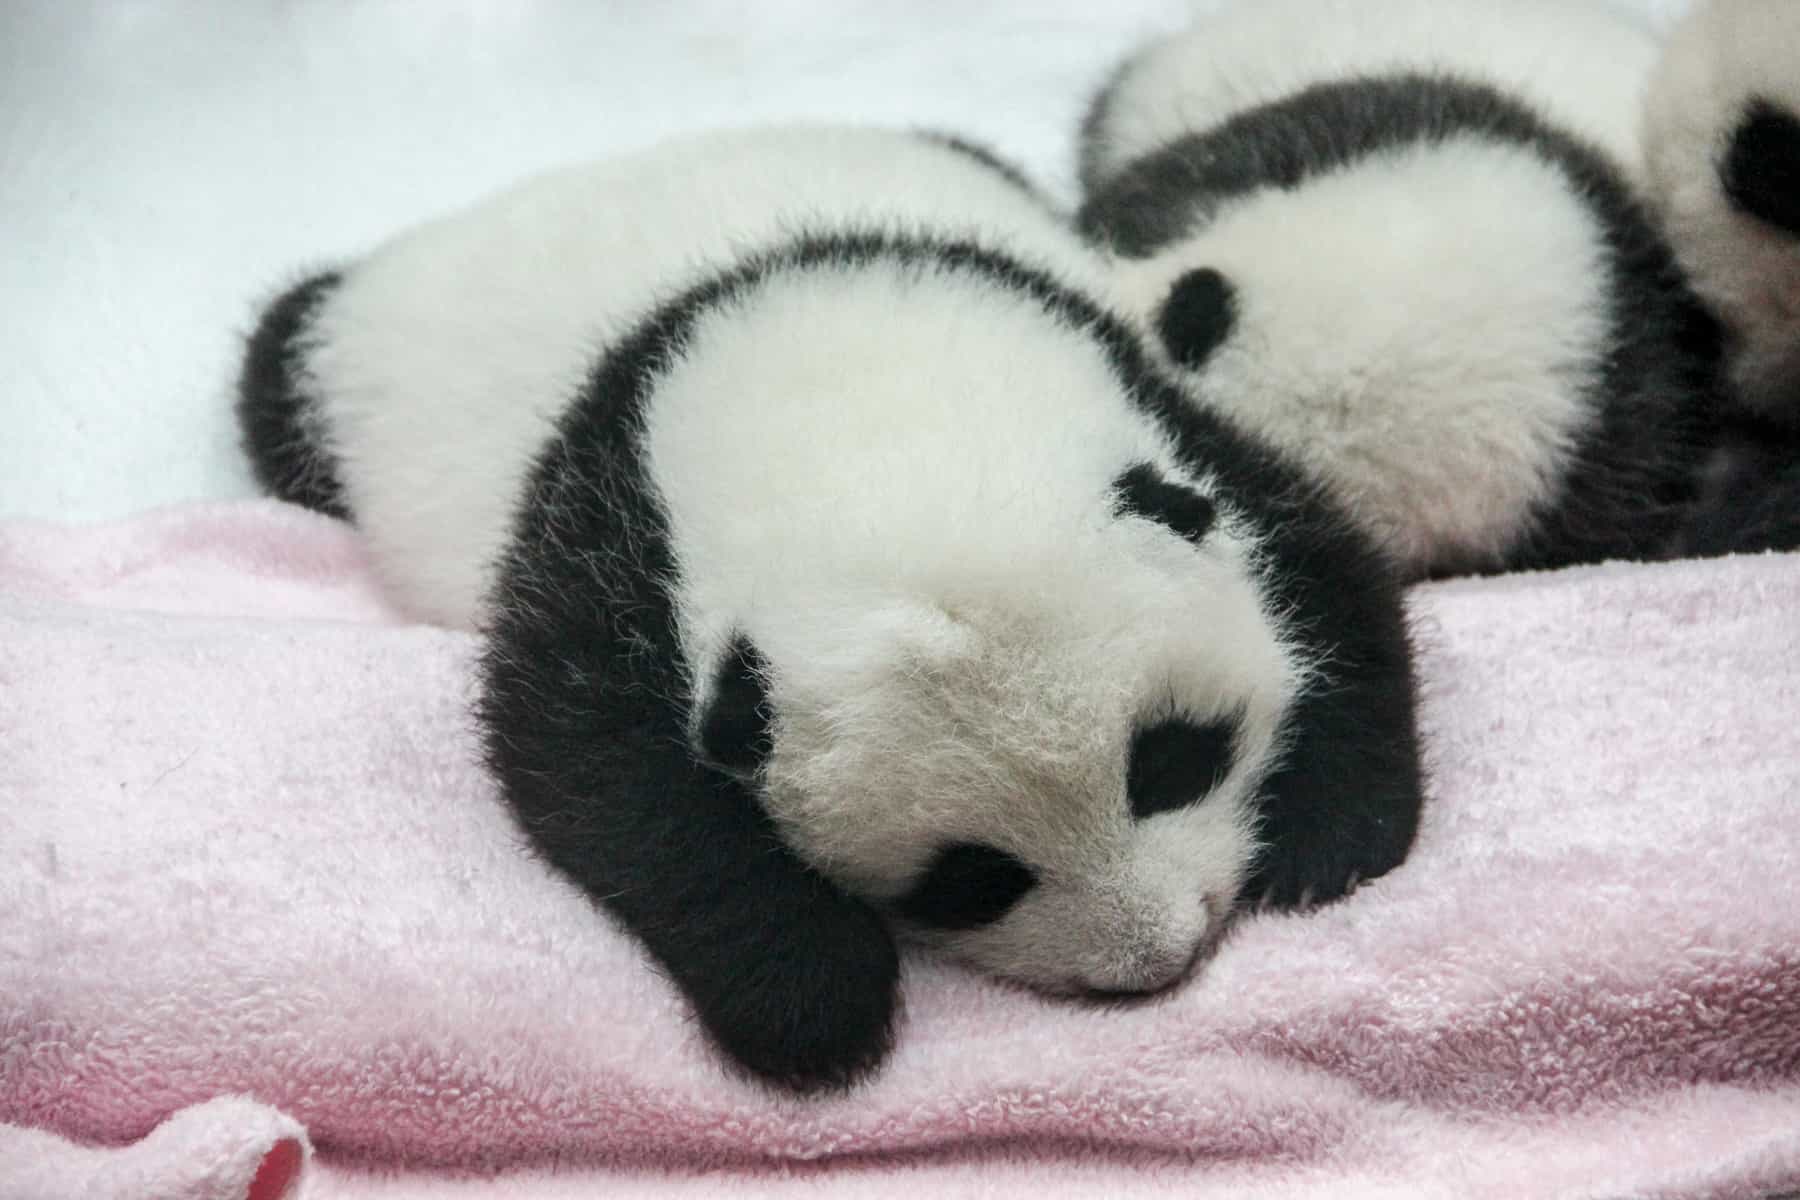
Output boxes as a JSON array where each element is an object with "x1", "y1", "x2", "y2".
[
  {"x1": 893, "y1": 842, "x2": 1038, "y2": 931},
  {"x1": 1157, "y1": 266, "x2": 1237, "y2": 370},
  {"x1": 695, "y1": 635, "x2": 772, "y2": 777},
  {"x1": 1128, "y1": 715, "x2": 1241, "y2": 820},
  {"x1": 1725, "y1": 99, "x2": 1800, "y2": 236},
  {"x1": 1113, "y1": 462, "x2": 1216, "y2": 545}
]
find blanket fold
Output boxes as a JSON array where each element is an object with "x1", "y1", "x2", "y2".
[
  {"x1": 0, "y1": 1096, "x2": 309, "y2": 1200},
  {"x1": 2, "y1": 502, "x2": 1798, "y2": 1198}
]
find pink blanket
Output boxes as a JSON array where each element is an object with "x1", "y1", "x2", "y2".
[{"x1": 3, "y1": 503, "x2": 1799, "y2": 1199}]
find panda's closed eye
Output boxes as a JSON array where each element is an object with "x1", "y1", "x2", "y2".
[
  {"x1": 894, "y1": 842, "x2": 1038, "y2": 930},
  {"x1": 1113, "y1": 462, "x2": 1216, "y2": 545},
  {"x1": 1128, "y1": 715, "x2": 1241, "y2": 819}
]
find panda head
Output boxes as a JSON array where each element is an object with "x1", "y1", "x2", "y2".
[{"x1": 690, "y1": 458, "x2": 1304, "y2": 999}]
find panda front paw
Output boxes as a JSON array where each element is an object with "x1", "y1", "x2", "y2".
[
  {"x1": 682, "y1": 907, "x2": 901, "y2": 1095},
  {"x1": 1245, "y1": 721, "x2": 1423, "y2": 915},
  {"x1": 1247, "y1": 831, "x2": 1384, "y2": 912}
]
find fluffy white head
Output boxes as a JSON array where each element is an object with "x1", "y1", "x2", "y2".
[
  {"x1": 758, "y1": 534, "x2": 1293, "y2": 996},
  {"x1": 647, "y1": 254, "x2": 1306, "y2": 995}
]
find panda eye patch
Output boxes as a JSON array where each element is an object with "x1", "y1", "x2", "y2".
[
  {"x1": 1128, "y1": 715, "x2": 1240, "y2": 820},
  {"x1": 1113, "y1": 462, "x2": 1216, "y2": 545},
  {"x1": 894, "y1": 842, "x2": 1038, "y2": 930}
]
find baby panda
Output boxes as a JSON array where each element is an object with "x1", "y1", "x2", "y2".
[
  {"x1": 235, "y1": 125, "x2": 1422, "y2": 1092},
  {"x1": 1076, "y1": 0, "x2": 1722, "y2": 580},
  {"x1": 1643, "y1": 0, "x2": 1800, "y2": 557}
]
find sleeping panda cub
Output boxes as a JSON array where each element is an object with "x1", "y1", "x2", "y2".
[
  {"x1": 1078, "y1": 0, "x2": 1722, "y2": 579},
  {"x1": 236, "y1": 126, "x2": 1422, "y2": 1092}
]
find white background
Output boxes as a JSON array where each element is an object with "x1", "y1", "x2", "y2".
[{"x1": 1, "y1": 0, "x2": 1689, "y2": 522}]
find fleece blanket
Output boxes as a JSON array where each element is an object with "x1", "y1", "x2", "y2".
[{"x1": 2, "y1": 503, "x2": 1799, "y2": 1200}]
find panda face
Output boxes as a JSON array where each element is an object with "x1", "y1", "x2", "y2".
[{"x1": 701, "y1": 461, "x2": 1303, "y2": 998}]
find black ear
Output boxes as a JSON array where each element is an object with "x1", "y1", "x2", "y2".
[
  {"x1": 1156, "y1": 267, "x2": 1238, "y2": 370},
  {"x1": 695, "y1": 636, "x2": 773, "y2": 778},
  {"x1": 235, "y1": 271, "x2": 352, "y2": 519},
  {"x1": 1113, "y1": 461, "x2": 1217, "y2": 545},
  {"x1": 1724, "y1": 99, "x2": 1800, "y2": 236},
  {"x1": 482, "y1": 607, "x2": 898, "y2": 1094}
]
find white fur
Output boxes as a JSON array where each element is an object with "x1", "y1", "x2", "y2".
[
  {"x1": 645, "y1": 260, "x2": 1299, "y2": 992},
  {"x1": 306, "y1": 126, "x2": 1094, "y2": 629},
  {"x1": 1109, "y1": 136, "x2": 1613, "y2": 572},
  {"x1": 1086, "y1": 0, "x2": 1660, "y2": 576},
  {"x1": 299, "y1": 126, "x2": 1306, "y2": 994},
  {"x1": 1643, "y1": 0, "x2": 1800, "y2": 416},
  {"x1": 1085, "y1": 0, "x2": 1661, "y2": 190}
]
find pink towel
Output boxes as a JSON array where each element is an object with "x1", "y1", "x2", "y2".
[
  {"x1": 0, "y1": 1097, "x2": 308, "y2": 1200},
  {"x1": 3, "y1": 502, "x2": 1799, "y2": 1199}
]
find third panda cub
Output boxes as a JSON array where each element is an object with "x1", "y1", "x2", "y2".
[
  {"x1": 1078, "y1": 0, "x2": 1721, "y2": 579},
  {"x1": 1644, "y1": 0, "x2": 1800, "y2": 557},
  {"x1": 1646, "y1": 0, "x2": 1800, "y2": 427}
]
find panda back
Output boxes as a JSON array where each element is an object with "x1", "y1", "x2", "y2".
[
  {"x1": 248, "y1": 126, "x2": 1074, "y2": 628},
  {"x1": 1082, "y1": 0, "x2": 1658, "y2": 195},
  {"x1": 1080, "y1": 37, "x2": 1721, "y2": 575}
]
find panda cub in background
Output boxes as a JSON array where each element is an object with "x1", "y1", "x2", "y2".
[
  {"x1": 1078, "y1": 0, "x2": 1722, "y2": 580},
  {"x1": 1647, "y1": 0, "x2": 1800, "y2": 426},
  {"x1": 236, "y1": 126, "x2": 1423, "y2": 1092},
  {"x1": 1644, "y1": 0, "x2": 1800, "y2": 557}
]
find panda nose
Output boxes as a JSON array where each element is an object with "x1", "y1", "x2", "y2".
[{"x1": 1075, "y1": 935, "x2": 1212, "y2": 1004}]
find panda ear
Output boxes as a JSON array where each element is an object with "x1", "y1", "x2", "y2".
[
  {"x1": 694, "y1": 635, "x2": 773, "y2": 779},
  {"x1": 1156, "y1": 267, "x2": 1238, "y2": 370}
]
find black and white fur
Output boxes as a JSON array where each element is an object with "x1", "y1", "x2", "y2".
[
  {"x1": 1643, "y1": 0, "x2": 1800, "y2": 558},
  {"x1": 1077, "y1": 0, "x2": 1722, "y2": 580},
  {"x1": 236, "y1": 126, "x2": 1421, "y2": 1092},
  {"x1": 1646, "y1": 0, "x2": 1800, "y2": 427}
]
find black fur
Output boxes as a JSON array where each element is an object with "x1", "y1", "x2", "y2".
[
  {"x1": 1136, "y1": 393, "x2": 1421, "y2": 908},
  {"x1": 915, "y1": 129, "x2": 1045, "y2": 200},
  {"x1": 1156, "y1": 268, "x2": 1238, "y2": 371},
  {"x1": 477, "y1": 253, "x2": 905, "y2": 1096},
  {"x1": 235, "y1": 272, "x2": 350, "y2": 520},
  {"x1": 1127, "y1": 716, "x2": 1240, "y2": 820},
  {"x1": 1724, "y1": 99, "x2": 1800, "y2": 236},
  {"x1": 1078, "y1": 72, "x2": 1724, "y2": 576},
  {"x1": 476, "y1": 227, "x2": 1421, "y2": 1093},
  {"x1": 695, "y1": 636, "x2": 774, "y2": 777},
  {"x1": 1076, "y1": 50, "x2": 1146, "y2": 195},
  {"x1": 1685, "y1": 460, "x2": 1800, "y2": 555},
  {"x1": 894, "y1": 843, "x2": 1039, "y2": 931},
  {"x1": 1677, "y1": 419, "x2": 1800, "y2": 557},
  {"x1": 1112, "y1": 461, "x2": 1216, "y2": 544}
]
